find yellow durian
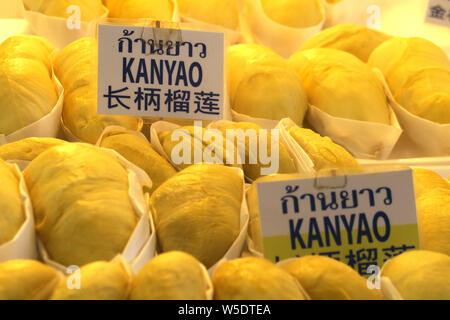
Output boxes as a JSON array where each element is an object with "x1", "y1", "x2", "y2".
[
  {"x1": 53, "y1": 38, "x2": 141, "y2": 144},
  {"x1": 289, "y1": 48, "x2": 391, "y2": 124},
  {"x1": 382, "y1": 250, "x2": 450, "y2": 300},
  {"x1": 212, "y1": 257, "x2": 305, "y2": 300},
  {"x1": 178, "y1": 0, "x2": 239, "y2": 30},
  {"x1": 130, "y1": 251, "x2": 207, "y2": 300},
  {"x1": 300, "y1": 24, "x2": 391, "y2": 62},
  {"x1": 23, "y1": 143, "x2": 138, "y2": 267},
  {"x1": 50, "y1": 260, "x2": 131, "y2": 300},
  {"x1": 215, "y1": 121, "x2": 297, "y2": 180},
  {"x1": 261, "y1": 0, "x2": 323, "y2": 28},
  {"x1": 150, "y1": 164, "x2": 242, "y2": 268},
  {"x1": 0, "y1": 158, "x2": 24, "y2": 245},
  {"x1": 23, "y1": 0, "x2": 105, "y2": 22},
  {"x1": 288, "y1": 126, "x2": 359, "y2": 170},
  {"x1": 227, "y1": 44, "x2": 308, "y2": 124},
  {"x1": 0, "y1": 137, "x2": 68, "y2": 162},
  {"x1": 106, "y1": 0, "x2": 173, "y2": 20},
  {"x1": 412, "y1": 168, "x2": 449, "y2": 199},
  {"x1": 100, "y1": 130, "x2": 176, "y2": 193},
  {"x1": 416, "y1": 188, "x2": 450, "y2": 255},
  {"x1": 0, "y1": 36, "x2": 58, "y2": 135},
  {"x1": 283, "y1": 255, "x2": 382, "y2": 300},
  {"x1": 0, "y1": 260, "x2": 61, "y2": 300}
]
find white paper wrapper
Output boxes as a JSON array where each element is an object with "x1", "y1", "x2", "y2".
[
  {"x1": 0, "y1": 163, "x2": 37, "y2": 262},
  {"x1": 148, "y1": 163, "x2": 249, "y2": 276},
  {"x1": 379, "y1": 261, "x2": 404, "y2": 300},
  {"x1": 20, "y1": 2, "x2": 108, "y2": 49},
  {"x1": 0, "y1": 73, "x2": 64, "y2": 145},
  {"x1": 231, "y1": 110, "x2": 280, "y2": 130},
  {"x1": 372, "y1": 69, "x2": 450, "y2": 157},
  {"x1": 306, "y1": 97, "x2": 402, "y2": 160},
  {"x1": 236, "y1": 0, "x2": 325, "y2": 58},
  {"x1": 37, "y1": 147, "x2": 155, "y2": 273}
]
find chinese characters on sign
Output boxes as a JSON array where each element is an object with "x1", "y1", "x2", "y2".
[
  {"x1": 425, "y1": 0, "x2": 450, "y2": 28},
  {"x1": 97, "y1": 25, "x2": 225, "y2": 120},
  {"x1": 257, "y1": 169, "x2": 420, "y2": 276}
]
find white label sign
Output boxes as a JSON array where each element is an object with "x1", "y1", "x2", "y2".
[
  {"x1": 97, "y1": 24, "x2": 225, "y2": 120},
  {"x1": 256, "y1": 169, "x2": 420, "y2": 275},
  {"x1": 425, "y1": 0, "x2": 450, "y2": 28}
]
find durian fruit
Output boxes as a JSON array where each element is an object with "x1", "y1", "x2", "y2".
[
  {"x1": 0, "y1": 35, "x2": 58, "y2": 135},
  {"x1": 283, "y1": 255, "x2": 382, "y2": 300},
  {"x1": 288, "y1": 126, "x2": 359, "y2": 170},
  {"x1": 228, "y1": 44, "x2": 308, "y2": 124},
  {"x1": 214, "y1": 121, "x2": 297, "y2": 180},
  {"x1": 50, "y1": 260, "x2": 131, "y2": 300},
  {"x1": 368, "y1": 37, "x2": 450, "y2": 124},
  {"x1": 150, "y1": 164, "x2": 242, "y2": 268},
  {"x1": 289, "y1": 48, "x2": 391, "y2": 124},
  {"x1": 212, "y1": 257, "x2": 305, "y2": 300},
  {"x1": 260, "y1": 0, "x2": 324, "y2": 28},
  {"x1": 99, "y1": 130, "x2": 176, "y2": 193},
  {"x1": 0, "y1": 137, "x2": 68, "y2": 162},
  {"x1": 158, "y1": 125, "x2": 241, "y2": 171},
  {"x1": 382, "y1": 250, "x2": 450, "y2": 300},
  {"x1": 23, "y1": 0, "x2": 105, "y2": 21},
  {"x1": 416, "y1": 188, "x2": 450, "y2": 256},
  {"x1": 0, "y1": 260, "x2": 61, "y2": 300},
  {"x1": 106, "y1": 0, "x2": 173, "y2": 20},
  {"x1": 130, "y1": 251, "x2": 208, "y2": 300},
  {"x1": 178, "y1": 0, "x2": 239, "y2": 30},
  {"x1": 300, "y1": 24, "x2": 391, "y2": 62},
  {"x1": 53, "y1": 38, "x2": 142, "y2": 144},
  {"x1": 23, "y1": 143, "x2": 138, "y2": 267},
  {"x1": 412, "y1": 168, "x2": 449, "y2": 199},
  {"x1": 0, "y1": 158, "x2": 24, "y2": 245}
]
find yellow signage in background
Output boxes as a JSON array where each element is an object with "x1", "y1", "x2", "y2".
[{"x1": 256, "y1": 167, "x2": 420, "y2": 276}]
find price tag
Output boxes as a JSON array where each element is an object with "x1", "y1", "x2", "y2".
[
  {"x1": 425, "y1": 0, "x2": 450, "y2": 28},
  {"x1": 97, "y1": 24, "x2": 225, "y2": 120},
  {"x1": 256, "y1": 167, "x2": 420, "y2": 275}
]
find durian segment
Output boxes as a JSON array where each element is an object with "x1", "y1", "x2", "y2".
[
  {"x1": 50, "y1": 260, "x2": 131, "y2": 300},
  {"x1": 0, "y1": 158, "x2": 24, "y2": 245},
  {"x1": 382, "y1": 250, "x2": 450, "y2": 300},
  {"x1": 261, "y1": 0, "x2": 324, "y2": 28},
  {"x1": 53, "y1": 38, "x2": 141, "y2": 143},
  {"x1": 23, "y1": 143, "x2": 138, "y2": 267},
  {"x1": 150, "y1": 164, "x2": 242, "y2": 268},
  {"x1": 106, "y1": 0, "x2": 173, "y2": 20},
  {"x1": 288, "y1": 126, "x2": 359, "y2": 170},
  {"x1": 289, "y1": 48, "x2": 391, "y2": 125},
  {"x1": 283, "y1": 255, "x2": 382, "y2": 300},
  {"x1": 212, "y1": 257, "x2": 305, "y2": 300},
  {"x1": 100, "y1": 130, "x2": 176, "y2": 193},
  {"x1": 130, "y1": 251, "x2": 207, "y2": 300},
  {"x1": 0, "y1": 137, "x2": 68, "y2": 162},
  {"x1": 0, "y1": 260, "x2": 61, "y2": 300},
  {"x1": 0, "y1": 36, "x2": 58, "y2": 135},
  {"x1": 178, "y1": 0, "x2": 239, "y2": 30},
  {"x1": 227, "y1": 44, "x2": 308, "y2": 124},
  {"x1": 300, "y1": 24, "x2": 391, "y2": 62},
  {"x1": 23, "y1": 0, "x2": 105, "y2": 22}
]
